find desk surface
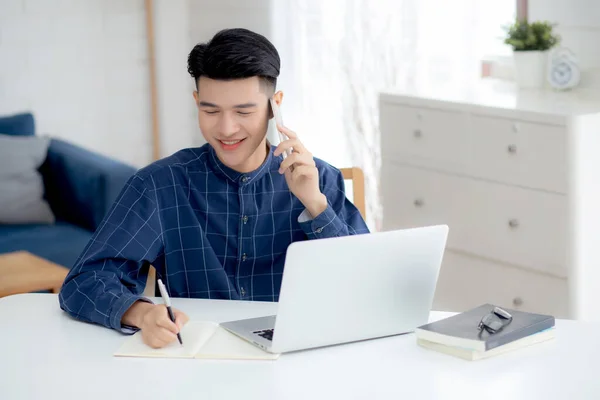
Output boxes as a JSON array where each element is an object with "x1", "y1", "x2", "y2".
[{"x1": 1, "y1": 294, "x2": 598, "y2": 400}]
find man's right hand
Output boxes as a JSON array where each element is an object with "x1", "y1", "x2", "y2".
[{"x1": 122, "y1": 301, "x2": 189, "y2": 349}]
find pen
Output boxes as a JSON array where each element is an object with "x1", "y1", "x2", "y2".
[{"x1": 157, "y1": 279, "x2": 183, "y2": 345}]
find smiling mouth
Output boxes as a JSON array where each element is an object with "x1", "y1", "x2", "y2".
[
  {"x1": 220, "y1": 139, "x2": 245, "y2": 145},
  {"x1": 218, "y1": 138, "x2": 246, "y2": 150}
]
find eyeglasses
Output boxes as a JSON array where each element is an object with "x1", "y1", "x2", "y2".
[{"x1": 478, "y1": 306, "x2": 513, "y2": 334}]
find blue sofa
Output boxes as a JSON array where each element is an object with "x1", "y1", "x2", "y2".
[{"x1": 0, "y1": 112, "x2": 137, "y2": 269}]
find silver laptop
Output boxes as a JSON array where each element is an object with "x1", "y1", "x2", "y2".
[{"x1": 221, "y1": 224, "x2": 449, "y2": 354}]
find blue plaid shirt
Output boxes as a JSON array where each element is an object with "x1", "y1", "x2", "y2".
[{"x1": 59, "y1": 144, "x2": 369, "y2": 332}]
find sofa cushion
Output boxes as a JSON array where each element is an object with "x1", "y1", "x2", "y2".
[
  {"x1": 0, "y1": 112, "x2": 35, "y2": 136},
  {"x1": 41, "y1": 138, "x2": 137, "y2": 231},
  {"x1": 0, "y1": 134, "x2": 55, "y2": 224},
  {"x1": 0, "y1": 222, "x2": 92, "y2": 268}
]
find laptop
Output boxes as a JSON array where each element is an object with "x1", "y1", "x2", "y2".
[{"x1": 220, "y1": 224, "x2": 449, "y2": 354}]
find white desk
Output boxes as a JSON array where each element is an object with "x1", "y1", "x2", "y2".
[{"x1": 1, "y1": 294, "x2": 598, "y2": 400}]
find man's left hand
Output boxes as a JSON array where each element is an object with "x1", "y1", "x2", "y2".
[{"x1": 273, "y1": 125, "x2": 328, "y2": 218}]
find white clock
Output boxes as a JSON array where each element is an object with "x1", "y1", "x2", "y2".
[{"x1": 547, "y1": 47, "x2": 580, "y2": 90}]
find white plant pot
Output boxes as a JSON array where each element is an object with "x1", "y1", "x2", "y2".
[{"x1": 513, "y1": 50, "x2": 548, "y2": 89}]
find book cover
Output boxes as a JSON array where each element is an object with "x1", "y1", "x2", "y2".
[{"x1": 415, "y1": 304, "x2": 555, "y2": 352}]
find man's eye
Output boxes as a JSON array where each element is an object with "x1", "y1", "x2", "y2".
[
  {"x1": 204, "y1": 110, "x2": 219, "y2": 115},
  {"x1": 237, "y1": 112, "x2": 253, "y2": 116}
]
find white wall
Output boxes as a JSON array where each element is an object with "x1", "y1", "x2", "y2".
[
  {"x1": 153, "y1": 0, "x2": 197, "y2": 158},
  {"x1": 0, "y1": 0, "x2": 274, "y2": 168},
  {"x1": 5, "y1": 0, "x2": 594, "y2": 170},
  {"x1": 0, "y1": 0, "x2": 152, "y2": 167},
  {"x1": 529, "y1": 0, "x2": 600, "y2": 90}
]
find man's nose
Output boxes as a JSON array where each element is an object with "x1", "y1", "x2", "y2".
[{"x1": 218, "y1": 113, "x2": 239, "y2": 136}]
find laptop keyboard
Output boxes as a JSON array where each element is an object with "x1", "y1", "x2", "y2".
[{"x1": 253, "y1": 329, "x2": 274, "y2": 341}]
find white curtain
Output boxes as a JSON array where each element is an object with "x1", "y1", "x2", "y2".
[{"x1": 272, "y1": 0, "x2": 516, "y2": 231}]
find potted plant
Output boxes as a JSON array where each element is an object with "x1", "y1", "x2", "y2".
[{"x1": 504, "y1": 19, "x2": 560, "y2": 89}]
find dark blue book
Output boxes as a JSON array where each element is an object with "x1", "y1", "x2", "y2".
[{"x1": 415, "y1": 303, "x2": 555, "y2": 353}]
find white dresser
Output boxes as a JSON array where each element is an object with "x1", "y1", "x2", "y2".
[{"x1": 379, "y1": 80, "x2": 600, "y2": 320}]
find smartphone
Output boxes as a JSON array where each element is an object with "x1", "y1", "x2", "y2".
[{"x1": 270, "y1": 98, "x2": 291, "y2": 160}]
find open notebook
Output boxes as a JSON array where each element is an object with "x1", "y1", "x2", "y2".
[{"x1": 114, "y1": 321, "x2": 280, "y2": 360}]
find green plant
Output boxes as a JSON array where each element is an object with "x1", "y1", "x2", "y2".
[{"x1": 504, "y1": 19, "x2": 560, "y2": 51}]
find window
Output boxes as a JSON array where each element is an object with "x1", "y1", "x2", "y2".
[{"x1": 273, "y1": 0, "x2": 517, "y2": 230}]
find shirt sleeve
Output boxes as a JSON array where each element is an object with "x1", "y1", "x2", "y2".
[
  {"x1": 58, "y1": 174, "x2": 163, "y2": 333},
  {"x1": 298, "y1": 166, "x2": 370, "y2": 239}
]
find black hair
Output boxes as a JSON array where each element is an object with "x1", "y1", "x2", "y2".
[{"x1": 187, "y1": 28, "x2": 280, "y2": 92}]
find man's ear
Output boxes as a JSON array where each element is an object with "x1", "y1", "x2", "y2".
[
  {"x1": 274, "y1": 90, "x2": 284, "y2": 106},
  {"x1": 193, "y1": 90, "x2": 199, "y2": 104},
  {"x1": 269, "y1": 90, "x2": 284, "y2": 118}
]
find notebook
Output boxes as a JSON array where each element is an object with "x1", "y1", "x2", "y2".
[
  {"x1": 114, "y1": 321, "x2": 280, "y2": 360},
  {"x1": 417, "y1": 327, "x2": 555, "y2": 361},
  {"x1": 415, "y1": 304, "x2": 555, "y2": 352}
]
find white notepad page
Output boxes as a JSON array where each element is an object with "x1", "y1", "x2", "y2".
[{"x1": 114, "y1": 321, "x2": 279, "y2": 360}]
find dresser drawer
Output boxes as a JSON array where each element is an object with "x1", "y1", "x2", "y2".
[
  {"x1": 380, "y1": 164, "x2": 470, "y2": 250},
  {"x1": 433, "y1": 250, "x2": 569, "y2": 318},
  {"x1": 379, "y1": 102, "x2": 469, "y2": 171},
  {"x1": 465, "y1": 179, "x2": 567, "y2": 277},
  {"x1": 381, "y1": 164, "x2": 567, "y2": 277},
  {"x1": 469, "y1": 114, "x2": 567, "y2": 193}
]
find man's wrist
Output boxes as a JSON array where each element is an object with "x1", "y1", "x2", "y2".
[
  {"x1": 303, "y1": 193, "x2": 328, "y2": 218},
  {"x1": 121, "y1": 300, "x2": 154, "y2": 328}
]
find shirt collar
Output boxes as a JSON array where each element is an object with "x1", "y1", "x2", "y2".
[{"x1": 207, "y1": 143, "x2": 277, "y2": 186}]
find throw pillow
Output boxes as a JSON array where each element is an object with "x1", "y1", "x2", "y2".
[
  {"x1": 0, "y1": 112, "x2": 35, "y2": 136},
  {"x1": 0, "y1": 134, "x2": 55, "y2": 224}
]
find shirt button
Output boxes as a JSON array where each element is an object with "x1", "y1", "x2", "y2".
[
  {"x1": 315, "y1": 227, "x2": 323, "y2": 233},
  {"x1": 242, "y1": 253, "x2": 247, "y2": 261},
  {"x1": 243, "y1": 215, "x2": 248, "y2": 224},
  {"x1": 241, "y1": 176, "x2": 249, "y2": 183}
]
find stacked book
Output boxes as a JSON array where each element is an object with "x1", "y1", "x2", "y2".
[{"x1": 415, "y1": 303, "x2": 555, "y2": 361}]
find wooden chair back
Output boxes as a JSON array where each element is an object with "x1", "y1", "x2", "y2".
[{"x1": 340, "y1": 167, "x2": 366, "y2": 220}]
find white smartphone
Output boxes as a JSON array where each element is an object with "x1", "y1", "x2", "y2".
[{"x1": 270, "y1": 98, "x2": 291, "y2": 160}]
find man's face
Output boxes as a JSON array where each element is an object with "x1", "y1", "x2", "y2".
[{"x1": 194, "y1": 76, "x2": 272, "y2": 173}]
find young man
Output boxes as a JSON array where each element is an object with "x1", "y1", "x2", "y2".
[{"x1": 59, "y1": 28, "x2": 369, "y2": 349}]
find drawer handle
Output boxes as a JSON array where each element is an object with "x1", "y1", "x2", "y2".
[
  {"x1": 513, "y1": 297, "x2": 523, "y2": 307},
  {"x1": 507, "y1": 144, "x2": 517, "y2": 154},
  {"x1": 413, "y1": 198, "x2": 425, "y2": 207},
  {"x1": 508, "y1": 219, "x2": 520, "y2": 228},
  {"x1": 413, "y1": 129, "x2": 422, "y2": 138}
]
